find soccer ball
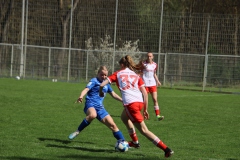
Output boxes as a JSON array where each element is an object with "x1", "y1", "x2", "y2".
[
  {"x1": 115, "y1": 139, "x2": 129, "y2": 152},
  {"x1": 16, "y1": 76, "x2": 20, "y2": 80}
]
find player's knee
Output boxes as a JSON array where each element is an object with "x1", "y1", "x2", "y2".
[{"x1": 87, "y1": 113, "x2": 97, "y2": 120}]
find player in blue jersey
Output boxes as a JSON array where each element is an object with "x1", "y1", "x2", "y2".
[{"x1": 68, "y1": 66, "x2": 125, "y2": 141}]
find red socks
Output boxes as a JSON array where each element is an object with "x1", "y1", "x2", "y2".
[
  {"x1": 153, "y1": 137, "x2": 167, "y2": 150},
  {"x1": 154, "y1": 106, "x2": 160, "y2": 116}
]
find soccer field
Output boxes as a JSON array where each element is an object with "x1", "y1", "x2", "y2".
[{"x1": 0, "y1": 78, "x2": 239, "y2": 160}]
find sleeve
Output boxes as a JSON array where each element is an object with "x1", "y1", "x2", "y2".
[
  {"x1": 154, "y1": 63, "x2": 158, "y2": 72},
  {"x1": 138, "y1": 76, "x2": 145, "y2": 88},
  {"x1": 86, "y1": 79, "x2": 95, "y2": 89},
  {"x1": 107, "y1": 84, "x2": 113, "y2": 93},
  {"x1": 107, "y1": 71, "x2": 118, "y2": 83}
]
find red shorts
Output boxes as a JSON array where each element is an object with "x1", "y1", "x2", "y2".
[
  {"x1": 124, "y1": 102, "x2": 144, "y2": 123},
  {"x1": 145, "y1": 86, "x2": 157, "y2": 93}
]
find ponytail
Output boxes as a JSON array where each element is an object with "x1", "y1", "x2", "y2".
[{"x1": 119, "y1": 55, "x2": 144, "y2": 74}]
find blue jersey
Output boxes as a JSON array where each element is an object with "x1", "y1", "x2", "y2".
[{"x1": 85, "y1": 77, "x2": 113, "y2": 110}]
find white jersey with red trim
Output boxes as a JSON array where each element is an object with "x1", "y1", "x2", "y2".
[
  {"x1": 142, "y1": 61, "x2": 157, "y2": 87},
  {"x1": 107, "y1": 67, "x2": 145, "y2": 106}
]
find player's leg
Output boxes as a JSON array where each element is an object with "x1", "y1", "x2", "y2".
[
  {"x1": 134, "y1": 121, "x2": 173, "y2": 158},
  {"x1": 121, "y1": 108, "x2": 140, "y2": 148},
  {"x1": 150, "y1": 91, "x2": 164, "y2": 121},
  {"x1": 126, "y1": 102, "x2": 173, "y2": 157},
  {"x1": 85, "y1": 107, "x2": 98, "y2": 122},
  {"x1": 68, "y1": 107, "x2": 96, "y2": 140},
  {"x1": 98, "y1": 108, "x2": 125, "y2": 140},
  {"x1": 101, "y1": 115, "x2": 125, "y2": 140}
]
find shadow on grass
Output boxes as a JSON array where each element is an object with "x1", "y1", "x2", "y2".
[
  {"x1": 57, "y1": 154, "x2": 146, "y2": 160},
  {"x1": 38, "y1": 137, "x2": 71, "y2": 144},
  {"x1": 36, "y1": 138, "x2": 155, "y2": 160},
  {"x1": 110, "y1": 115, "x2": 121, "y2": 118},
  {"x1": 47, "y1": 145, "x2": 148, "y2": 160},
  {"x1": 0, "y1": 156, "x2": 44, "y2": 160},
  {"x1": 38, "y1": 137, "x2": 94, "y2": 145},
  {"x1": 46, "y1": 144, "x2": 115, "y2": 153}
]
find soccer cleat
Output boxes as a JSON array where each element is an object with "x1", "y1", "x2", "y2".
[
  {"x1": 128, "y1": 141, "x2": 140, "y2": 148},
  {"x1": 157, "y1": 115, "x2": 164, "y2": 121},
  {"x1": 68, "y1": 131, "x2": 79, "y2": 140},
  {"x1": 164, "y1": 147, "x2": 174, "y2": 158}
]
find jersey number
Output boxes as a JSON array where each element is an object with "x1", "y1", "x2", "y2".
[{"x1": 119, "y1": 74, "x2": 138, "y2": 90}]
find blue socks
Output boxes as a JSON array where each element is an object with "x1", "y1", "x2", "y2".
[
  {"x1": 78, "y1": 119, "x2": 90, "y2": 132},
  {"x1": 78, "y1": 119, "x2": 124, "y2": 141},
  {"x1": 113, "y1": 130, "x2": 125, "y2": 140}
]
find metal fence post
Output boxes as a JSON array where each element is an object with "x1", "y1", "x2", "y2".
[
  {"x1": 23, "y1": 0, "x2": 28, "y2": 78},
  {"x1": 67, "y1": 0, "x2": 74, "y2": 82},
  {"x1": 112, "y1": 0, "x2": 118, "y2": 74},
  {"x1": 48, "y1": 47, "x2": 51, "y2": 78},
  {"x1": 86, "y1": 51, "x2": 89, "y2": 81},
  {"x1": 20, "y1": 0, "x2": 25, "y2": 77},
  {"x1": 10, "y1": 45, "x2": 14, "y2": 77},
  {"x1": 157, "y1": 0, "x2": 164, "y2": 79},
  {"x1": 202, "y1": 17, "x2": 210, "y2": 92},
  {"x1": 163, "y1": 53, "x2": 167, "y2": 86}
]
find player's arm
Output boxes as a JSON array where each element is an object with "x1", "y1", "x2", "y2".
[
  {"x1": 154, "y1": 71, "x2": 161, "y2": 86},
  {"x1": 109, "y1": 91, "x2": 122, "y2": 102},
  {"x1": 99, "y1": 79, "x2": 110, "y2": 97},
  {"x1": 77, "y1": 88, "x2": 89, "y2": 103}
]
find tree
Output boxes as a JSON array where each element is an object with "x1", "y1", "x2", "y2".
[
  {"x1": 85, "y1": 35, "x2": 141, "y2": 73},
  {"x1": 0, "y1": 0, "x2": 14, "y2": 75},
  {"x1": 56, "y1": 0, "x2": 80, "y2": 77},
  {"x1": 0, "y1": 0, "x2": 14, "y2": 43}
]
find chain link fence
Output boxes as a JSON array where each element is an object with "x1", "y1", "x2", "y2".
[{"x1": 0, "y1": 0, "x2": 239, "y2": 93}]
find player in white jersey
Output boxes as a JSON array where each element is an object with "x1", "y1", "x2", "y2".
[
  {"x1": 142, "y1": 52, "x2": 164, "y2": 121},
  {"x1": 99, "y1": 55, "x2": 174, "y2": 158}
]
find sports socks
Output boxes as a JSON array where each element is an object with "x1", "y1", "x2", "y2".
[
  {"x1": 154, "y1": 106, "x2": 160, "y2": 116},
  {"x1": 128, "y1": 128, "x2": 139, "y2": 143},
  {"x1": 113, "y1": 130, "x2": 125, "y2": 140},
  {"x1": 77, "y1": 118, "x2": 90, "y2": 132},
  {"x1": 153, "y1": 137, "x2": 167, "y2": 150}
]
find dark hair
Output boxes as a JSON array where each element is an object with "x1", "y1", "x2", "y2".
[{"x1": 119, "y1": 55, "x2": 144, "y2": 74}]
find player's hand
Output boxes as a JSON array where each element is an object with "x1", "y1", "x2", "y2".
[
  {"x1": 157, "y1": 81, "x2": 161, "y2": 87},
  {"x1": 143, "y1": 111, "x2": 149, "y2": 120},
  {"x1": 75, "y1": 97, "x2": 83, "y2": 103},
  {"x1": 99, "y1": 91, "x2": 104, "y2": 97}
]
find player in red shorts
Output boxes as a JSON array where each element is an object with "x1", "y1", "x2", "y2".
[
  {"x1": 142, "y1": 52, "x2": 164, "y2": 121},
  {"x1": 99, "y1": 55, "x2": 174, "y2": 158}
]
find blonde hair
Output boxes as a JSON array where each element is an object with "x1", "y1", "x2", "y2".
[
  {"x1": 97, "y1": 65, "x2": 108, "y2": 74},
  {"x1": 118, "y1": 55, "x2": 144, "y2": 74}
]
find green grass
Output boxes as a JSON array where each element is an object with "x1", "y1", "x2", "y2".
[
  {"x1": 164, "y1": 81, "x2": 240, "y2": 93},
  {"x1": 0, "y1": 78, "x2": 240, "y2": 160}
]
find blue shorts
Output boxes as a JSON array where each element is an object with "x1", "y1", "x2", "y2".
[{"x1": 84, "y1": 106, "x2": 109, "y2": 121}]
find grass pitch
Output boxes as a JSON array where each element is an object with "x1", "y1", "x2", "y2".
[{"x1": 0, "y1": 78, "x2": 239, "y2": 160}]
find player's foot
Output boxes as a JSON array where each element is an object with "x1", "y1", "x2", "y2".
[
  {"x1": 68, "y1": 131, "x2": 79, "y2": 140},
  {"x1": 157, "y1": 115, "x2": 164, "y2": 121},
  {"x1": 128, "y1": 141, "x2": 140, "y2": 148},
  {"x1": 164, "y1": 147, "x2": 174, "y2": 158}
]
